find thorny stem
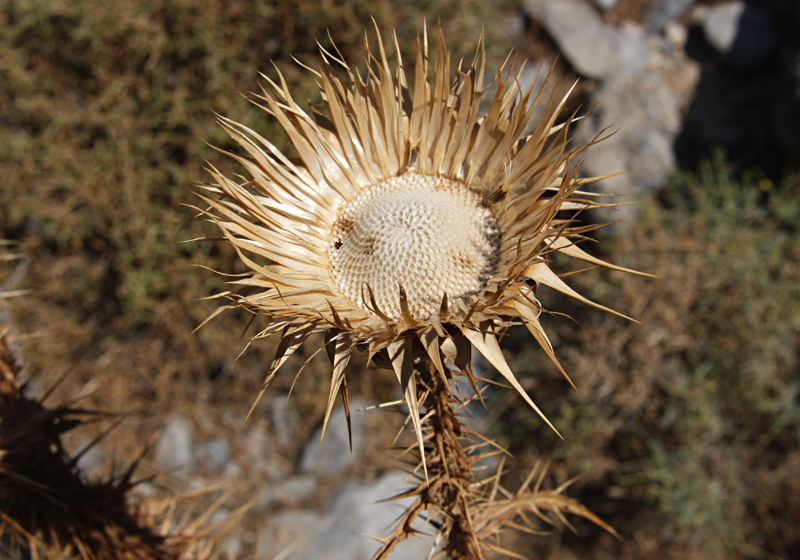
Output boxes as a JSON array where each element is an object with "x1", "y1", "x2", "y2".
[
  {"x1": 372, "y1": 359, "x2": 621, "y2": 560},
  {"x1": 373, "y1": 360, "x2": 486, "y2": 559},
  {"x1": 422, "y1": 361, "x2": 481, "y2": 559}
]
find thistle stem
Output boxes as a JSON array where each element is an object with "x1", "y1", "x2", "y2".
[
  {"x1": 419, "y1": 361, "x2": 482, "y2": 559},
  {"x1": 373, "y1": 361, "x2": 484, "y2": 559}
]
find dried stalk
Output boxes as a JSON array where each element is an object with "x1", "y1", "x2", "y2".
[{"x1": 372, "y1": 360, "x2": 620, "y2": 559}]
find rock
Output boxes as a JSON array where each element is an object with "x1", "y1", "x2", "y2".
[
  {"x1": 260, "y1": 472, "x2": 434, "y2": 560},
  {"x1": 154, "y1": 415, "x2": 194, "y2": 473},
  {"x1": 701, "y1": 1, "x2": 779, "y2": 68},
  {"x1": 216, "y1": 534, "x2": 242, "y2": 559},
  {"x1": 269, "y1": 394, "x2": 295, "y2": 448},
  {"x1": 614, "y1": 23, "x2": 649, "y2": 76},
  {"x1": 524, "y1": 0, "x2": 616, "y2": 79},
  {"x1": 260, "y1": 510, "x2": 320, "y2": 559},
  {"x1": 593, "y1": 0, "x2": 618, "y2": 11},
  {"x1": 73, "y1": 438, "x2": 107, "y2": 479},
  {"x1": 575, "y1": 70, "x2": 687, "y2": 224},
  {"x1": 523, "y1": 0, "x2": 646, "y2": 79},
  {"x1": 243, "y1": 423, "x2": 291, "y2": 479},
  {"x1": 299, "y1": 400, "x2": 366, "y2": 476},
  {"x1": 199, "y1": 437, "x2": 229, "y2": 472},
  {"x1": 647, "y1": 0, "x2": 697, "y2": 33},
  {"x1": 207, "y1": 509, "x2": 243, "y2": 557},
  {"x1": 259, "y1": 474, "x2": 317, "y2": 507},
  {"x1": 700, "y1": 3, "x2": 741, "y2": 54},
  {"x1": 664, "y1": 21, "x2": 689, "y2": 50}
]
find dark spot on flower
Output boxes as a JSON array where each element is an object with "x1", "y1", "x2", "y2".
[
  {"x1": 452, "y1": 253, "x2": 473, "y2": 271},
  {"x1": 337, "y1": 218, "x2": 354, "y2": 234},
  {"x1": 362, "y1": 236, "x2": 375, "y2": 255}
]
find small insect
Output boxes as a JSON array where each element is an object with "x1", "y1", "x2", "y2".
[{"x1": 406, "y1": 146, "x2": 418, "y2": 171}]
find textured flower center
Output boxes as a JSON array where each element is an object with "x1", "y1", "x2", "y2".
[{"x1": 328, "y1": 174, "x2": 500, "y2": 321}]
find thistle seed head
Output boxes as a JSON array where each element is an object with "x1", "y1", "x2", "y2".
[{"x1": 328, "y1": 173, "x2": 500, "y2": 321}]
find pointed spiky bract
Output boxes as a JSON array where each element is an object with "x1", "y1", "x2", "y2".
[{"x1": 198, "y1": 27, "x2": 638, "y2": 448}]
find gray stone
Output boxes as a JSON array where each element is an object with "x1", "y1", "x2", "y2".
[
  {"x1": 701, "y1": 2, "x2": 742, "y2": 54},
  {"x1": 73, "y1": 439, "x2": 107, "y2": 479},
  {"x1": 523, "y1": 0, "x2": 647, "y2": 80},
  {"x1": 299, "y1": 401, "x2": 366, "y2": 476},
  {"x1": 243, "y1": 424, "x2": 291, "y2": 480},
  {"x1": 524, "y1": 0, "x2": 617, "y2": 79},
  {"x1": 154, "y1": 415, "x2": 194, "y2": 473},
  {"x1": 593, "y1": 0, "x2": 618, "y2": 11},
  {"x1": 259, "y1": 474, "x2": 317, "y2": 507},
  {"x1": 665, "y1": 21, "x2": 689, "y2": 50},
  {"x1": 575, "y1": 70, "x2": 685, "y2": 224},
  {"x1": 613, "y1": 23, "x2": 649, "y2": 76},
  {"x1": 647, "y1": 0, "x2": 697, "y2": 33},
  {"x1": 269, "y1": 394, "x2": 295, "y2": 448},
  {"x1": 206, "y1": 508, "x2": 243, "y2": 557},
  {"x1": 260, "y1": 510, "x2": 320, "y2": 559},
  {"x1": 216, "y1": 534, "x2": 242, "y2": 559},
  {"x1": 199, "y1": 437, "x2": 229, "y2": 472},
  {"x1": 260, "y1": 472, "x2": 434, "y2": 560},
  {"x1": 701, "y1": 1, "x2": 778, "y2": 68}
]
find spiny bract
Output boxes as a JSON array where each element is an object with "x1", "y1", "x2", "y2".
[{"x1": 197, "y1": 26, "x2": 638, "y2": 460}]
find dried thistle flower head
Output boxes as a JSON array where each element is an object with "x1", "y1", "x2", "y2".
[{"x1": 198, "y1": 26, "x2": 638, "y2": 458}]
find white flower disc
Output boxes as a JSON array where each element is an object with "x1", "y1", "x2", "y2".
[{"x1": 329, "y1": 173, "x2": 500, "y2": 321}]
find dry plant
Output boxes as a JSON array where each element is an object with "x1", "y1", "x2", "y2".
[
  {"x1": 0, "y1": 322, "x2": 249, "y2": 560},
  {"x1": 195, "y1": 25, "x2": 643, "y2": 558},
  {"x1": 371, "y1": 364, "x2": 620, "y2": 559},
  {"x1": 0, "y1": 244, "x2": 245, "y2": 560}
]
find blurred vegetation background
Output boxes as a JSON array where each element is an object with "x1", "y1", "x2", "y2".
[{"x1": 1, "y1": 0, "x2": 798, "y2": 559}]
